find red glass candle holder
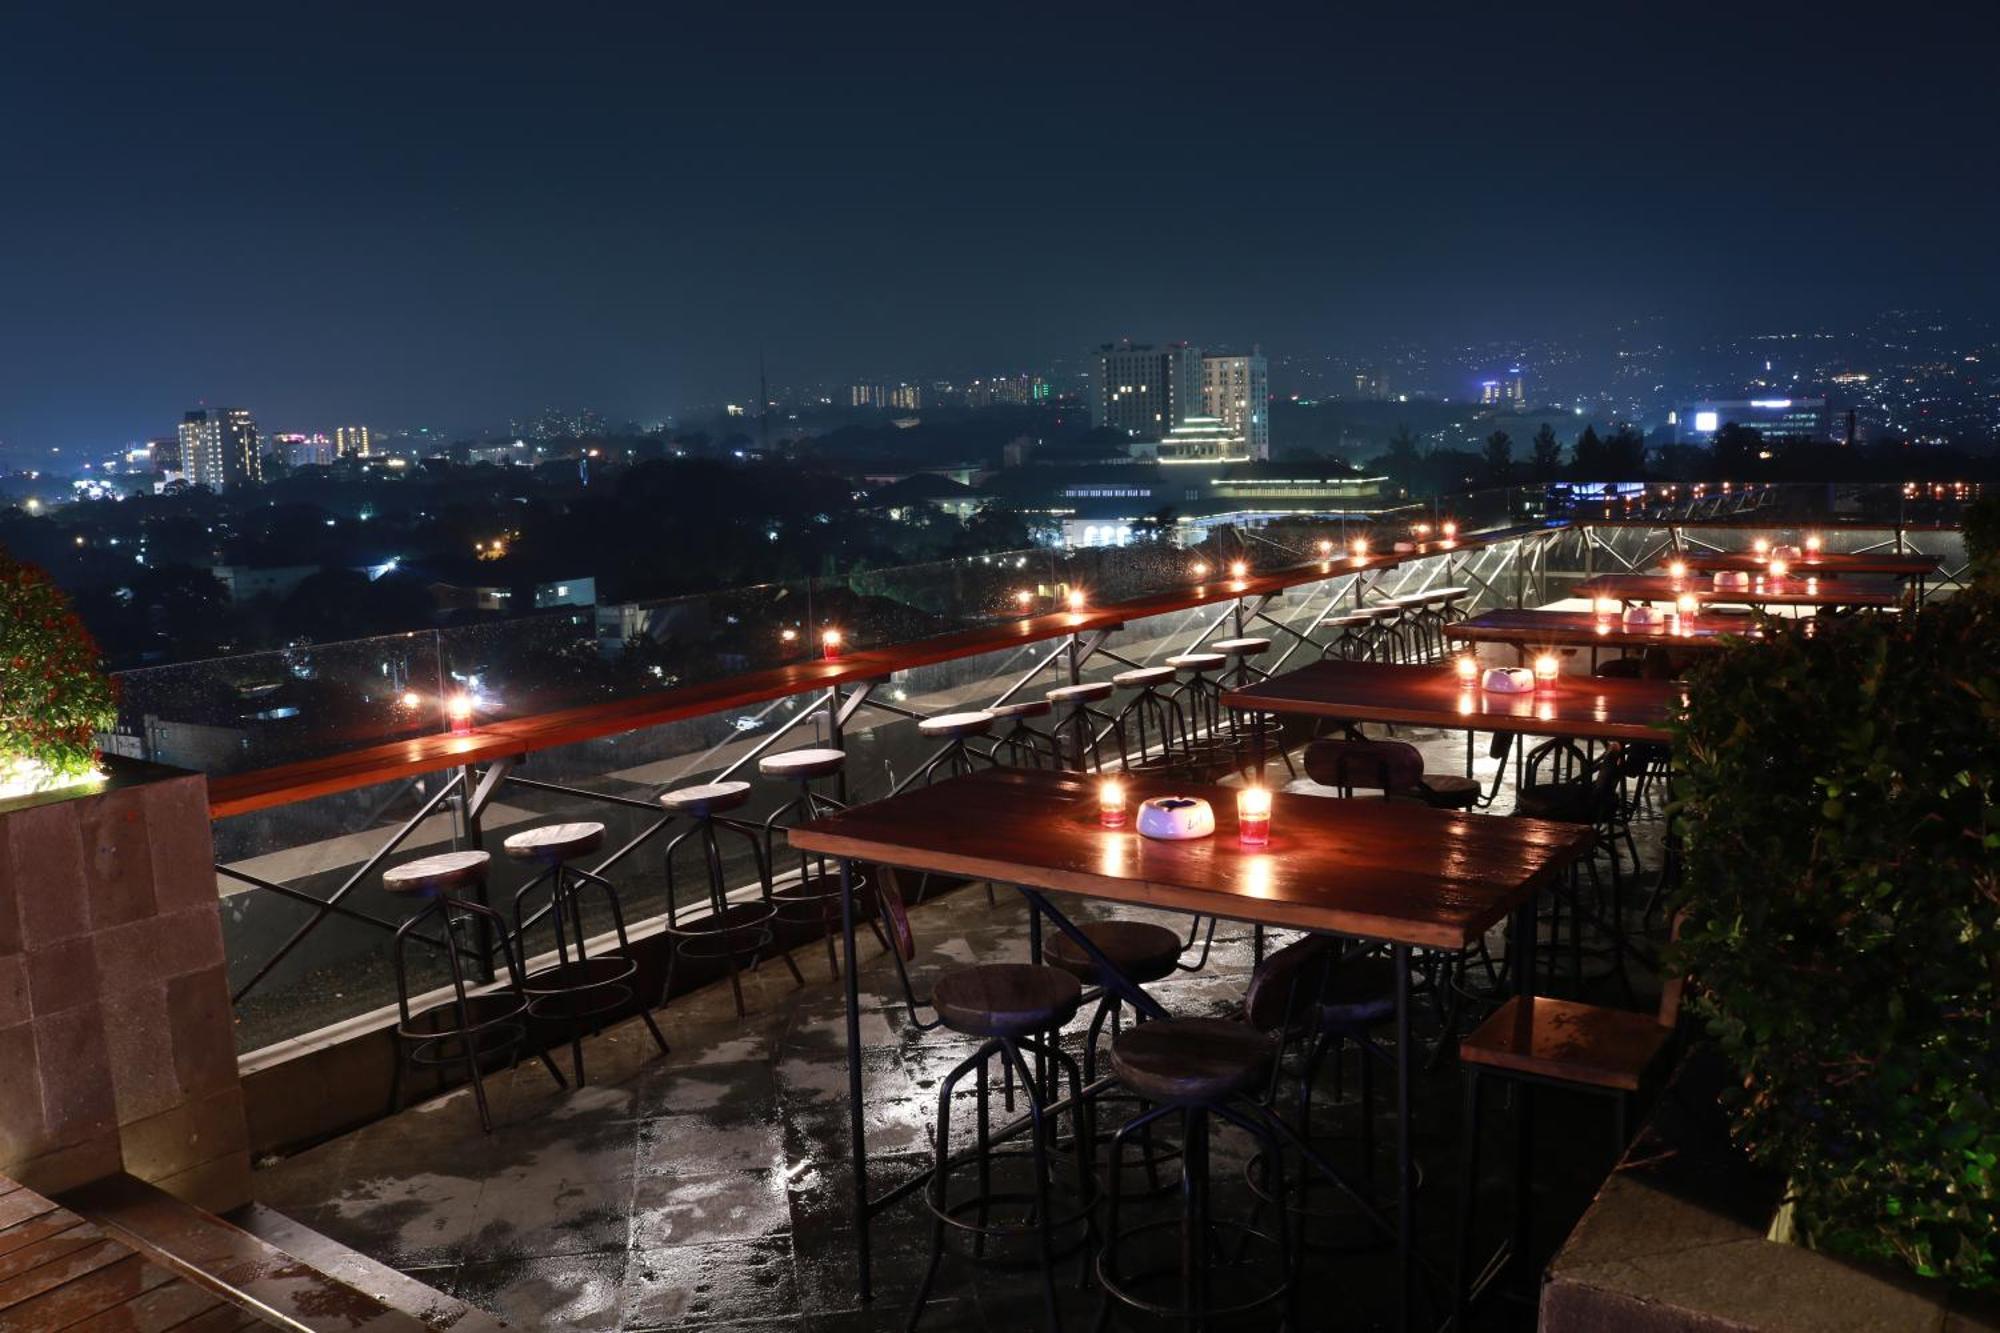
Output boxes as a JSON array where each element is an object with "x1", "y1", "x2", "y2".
[
  {"x1": 1237, "y1": 787, "x2": 1272, "y2": 847},
  {"x1": 1098, "y1": 780, "x2": 1128, "y2": 829}
]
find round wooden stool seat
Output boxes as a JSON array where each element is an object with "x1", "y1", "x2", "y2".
[
  {"x1": 759, "y1": 747, "x2": 847, "y2": 780},
  {"x1": 1316, "y1": 954, "x2": 1399, "y2": 1031},
  {"x1": 1210, "y1": 637, "x2": 1272, "y2": 656},
  {"x1": 1326, "y1": 613, "x2": 1375, "y2": 629},
  {"x1": 931, "y1": 963, "x2": 1082, "y2": 1039},
  {"x1": 503, "y1": 821, "x2": 605, "y2": 864},
  {"x1": 1417, "y1": 773, "x2": 1482, "y2": 808},
  {"x1": 918, "y1": 710, "x2": 996, "y2": 738},
  {"x1": 660, "y1": 780, "x2": 753, "y2": 816},
  {"x1": 382, "y1": 850, "x2": 490, "y2": 896},
  {"x1": 1428, "y1": 586, "x2": 1471, "y2": 604},
  {"x1": 1354, "y1": 605, "x2": 1402, "y2": 621},
  {"x1": 1110, "y1": 1017, "x2": 1278, "y2": 1104},
  {"x1": 1166, "y1": 652, "x2": 1228, "y2": 673},
  {"x1": 1387, "y1": 592, "x2": 1431, "y2": 608},
  {"x1": 1112, "y1": 666, "x2": 1177, "y2": 688},
  {"x1": 989, "y1": 698, "x2": 1053, "y2": 719},
  {"x1": 1046, "y1": 681, "x2": 1115, "y2": 704},
  {"x1": 1045, "y1": 920, "x2": 1184, "y2": 987}
]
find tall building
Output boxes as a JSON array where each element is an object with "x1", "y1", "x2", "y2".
[
  {"x1": 178, "y1": 408, "x2": 261, "y2": 490},
  {"x1": 1201, "y1": 353, "x2": 1269, "y2": 461},
  {"x1": 335, "y1": 424, "x2": 371, "y2": 457},
  {"x1": 1479, "y1": 369, "x2": 1526, "y2": 406},
  {"x1": 1092, "y1": 341, "x2": 1201, "y2": 439}
]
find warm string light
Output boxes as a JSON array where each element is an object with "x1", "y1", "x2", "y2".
[{"x1": 1236, "y1": 786, "x2": 1272, "y2": 847}]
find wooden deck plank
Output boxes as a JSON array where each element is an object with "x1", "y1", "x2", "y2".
[{"x1": 1, "y1": 1253, "x2": 178, "y2": 1329}]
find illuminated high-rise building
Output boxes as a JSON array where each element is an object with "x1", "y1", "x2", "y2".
[
  {"x1": 1092, "y1": 341, "x2": 1201, "y2": 439},
  {"x1": 1200, "y1": 353, "x2": 1268, "y2": 461},
  {"x1": 178, "y1": 407, "x2": 261, "y2": 490},
  {"x1": 335, "y1": 424, "x2": 372, "y2": 457}
]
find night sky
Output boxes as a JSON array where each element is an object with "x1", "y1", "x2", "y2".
[{"x1": 3, "y1": 3, "x2": 1994, "y2": 451}]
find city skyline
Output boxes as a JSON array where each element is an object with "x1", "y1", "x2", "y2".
[{"x1": 3, "y1": 3, "x2": 1996, "y2": 453}]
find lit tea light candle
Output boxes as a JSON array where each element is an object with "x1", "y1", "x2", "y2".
[
  {"x1": 1668, "y1": 559, "x2": 1688, "y2": 582},
  {"x1": 1768, "y1": 556, "x2": 1790, "y2": 580},
  {"x1": 1350, "y1": 537, "x2": 1369, "y2": 560},
  {"x1": 1805, "y1": 576, "x2": 1819, "y2": 595},
  {"x1": 1676, "y1": 593, "x2": 1699, "y2": 620},
  {"x1": 447, "y1": 693, "x2": 475, "y2": 736},
  {"x1": 1454, "y1": 654, "x2": 1479, "y2": 683},
  {"x1": 1413, "y1": 522, "x2": 1432, "y2": 539},
  {"x1": 1752, "y1": 537, "x2": 1770, "y2": 560},
  {"x1": 1230, "y1": 560, "x2": 1248, "y2": 579},
  {"x1": 1191, "y1": 561, "x2": 1208, "y2": 580},
  {"x1": 1014, "y1": 589, "x2": 1033, "y2": 612},
  {"x1": 1098, "y1": 779, "x2": 1128, "y2": 829},
  {"x1": 399, "y1": 690, "x2": 421, "y2": 711},
  {"x1": 1441, "y1": 520, "x2": 1457, "y2": 540},
  {"x1": 1804, "y1": 534, "x2": 1823, "y2": 556},
  {"x1": 1236, "y1": 786, "x2": 1272, "y2": 847},
  {"x1": 1066, "y1": 588, "x2": 1086, "y2": 613},
  {"x1": 821, "y1": 627, "x2": 843, "y2": 659},
  {"x1": 1315, "y1": 538, "x2": 1334, "y2": 557},
  {"x1": 1533, "y1": 654, "x2": 1560, "y2": 689},
  {"x1": 1594, "y1": 596, "x2": 1620, "y2": 618}
]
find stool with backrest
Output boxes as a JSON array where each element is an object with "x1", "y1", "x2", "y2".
[
  {"x1": 758, "y1": 747, "x2": 877, "y2": 979},
  {"x1": 505, "y1": 821, "x2": 670, "y2": 1086},
  {"x1": 385, "y1": 850, "x2": 567, "y2": 1132},
  {"x1": 658, "y1": 780, "x2": 804, "y2": 1019},
  {"x1": 872, "y1": 875, "x2": 1094, "y2": 1333},
  {"x1": 1513, "y1": 740, "x2": 1647, "y2": 1000},
  {"x1": 1452, "y1": 947, "x2": 1685, "y2": 1322}
]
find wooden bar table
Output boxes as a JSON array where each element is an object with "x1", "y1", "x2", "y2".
[
  {"x1": 792, "y1": 767, "x2": 1593, "y2": 1331},
  {"x1": 1570, "y1": 573, "x2": 1901, "y2": 611},
  {"x1": 1663, "y1": 550, "x2": 1938, "y2": 584},
  {"x1": 1445, "y1": 608, "x2": 1753, "y2": 666},
  {"x1": 1222, "y1": 657, "x2": 1681, "y2": 744}
]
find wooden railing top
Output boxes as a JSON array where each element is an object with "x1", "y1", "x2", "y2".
[{"x1": 204, "y1": 529, "x2": 1529, "y2": 819}]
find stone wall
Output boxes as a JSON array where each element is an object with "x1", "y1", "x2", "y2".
[{"x1": 0, "y1": 764, "x2": 249, "y2": 1211}]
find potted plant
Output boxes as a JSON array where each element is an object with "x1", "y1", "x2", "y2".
[
  {"x1": 0, "y1": 548, "x2": 117, "y2": 800},
  {"x1": 1672, "y1": 590, "x2": 2000, "y2": 1289}
]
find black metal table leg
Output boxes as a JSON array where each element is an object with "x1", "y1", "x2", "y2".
[
  {"x1": 839, "y1": 858, "x2": 870, "y2": 1300},
  {"x1": 1393, "y1": 940, "x2": 1415, "y2": 1333}
]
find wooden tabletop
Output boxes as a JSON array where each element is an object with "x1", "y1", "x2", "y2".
[
  {"x1": 1446, "y1": 608, "x2": 1750, "y2": 653},
  {"x1": 1663, "y1": 551, "x2": 1938, "y2": 578},
  {"x1": 1571, "y1": 574, "x2": 1903, "y2": 609},
  {"x1": 790, "y1": 767, "x2": 1592, "y2": 951},
  {"x1": 1222, "y1": 659, "x2": 1680, "y2": 742}
]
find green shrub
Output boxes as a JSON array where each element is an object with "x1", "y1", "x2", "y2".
[
  {"x1": 1964, "y1": 493, "x2": 2000, "y2": 585},
  {"x1": 0, "y1": 549, "x2": 117, "y2": 791},
  {"x1": 1672, "y1": 591, "x2": 2000, "y2": 1288}
]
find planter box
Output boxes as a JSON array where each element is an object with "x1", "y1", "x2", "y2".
[
  {"x1": 0, "y1": 756, "x2": 250, "y2": 1212},
  {"x1": 1544, "y1": 1047, "x2": 2000, "y2": 1332}
]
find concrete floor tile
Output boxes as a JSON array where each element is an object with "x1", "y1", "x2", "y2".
[
  {"x1": 621, "y1": 1237, "x2": 796, "y2": 1329},
  {"x1": 630, "y1": 1169, "x2": 792, "y2": 1250}
]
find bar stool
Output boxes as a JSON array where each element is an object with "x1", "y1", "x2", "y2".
[
  {"x1": 1302, "y1": 736, "x2": 1485, "y2": 811},
  {"x1": 1212, "y1": 638, "x2": 1295, "y2": 778},
  {"x1": 1045, "y1": 681, "x2": 1120, "y2": 773},
  {"x1": 659, "y1": 780, "x2": 804, "y2": 1018},
  {"x1": 1378, "y1": 596, "x2": 1431, "y2": 663},
  {"x1": 1108, "y1": 665, "x2": 1189, "y2": 770},
  {"x1": 1163, "y1": 652, "x2": 1229, "y2": 755},
  {"x1": 758, "y1": 747, "x2": 871, "y2": 978},
  {"x1": 1417, "y1": 587, "x2": 1472, "y2": 659},
  {"x1": 885, "y1": 871, "x2": 1093, "y2": 1333},
  {"x1": 914, "y1": 710, "x2": 997, "y2": 784},
  {"x1": 1097, "y1": 1018, "x2": 1297, "y2": 1328},
  {"x1": 987, "y1": 698, "x2": 1060, "y2": 768},
  {"x1": 1320, "y1": 612, "x2": 1376, "y2": 662},
  {"x1": 504, "y1": 822, "x2": 669, "y2": 1086},
  {"x1": 385, "y1": 850, "x2": 566, "y2": 1133}
]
